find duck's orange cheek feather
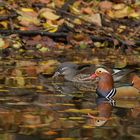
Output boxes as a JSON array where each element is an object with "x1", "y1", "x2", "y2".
[{"x1": 95, "y1": 72, "x2": 100, "y2": 77}]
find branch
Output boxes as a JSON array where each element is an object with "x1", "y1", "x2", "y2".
[
  {"x1": 0, "y1": 30, "x2": 67, "y2": 37},
  {"x1": 0, "y1": 13, "x2": 17, "y2": 21},
  {"x1": 59, "y1": 0, "x2": 75, "y2": 12}
]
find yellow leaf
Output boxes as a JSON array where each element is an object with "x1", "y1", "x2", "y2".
[
  {"x1": 73, "y1": 19, "x2": 82, "y2": 25},
  {"x1": 117, "y1": 25, "x2": 126, "y2": 33},
  {"x1": 18, "y1": 16, "x2": 40, "y2": 26},
  {"x1": 107, "y1": 10, "x2": 114, "y2": 18},
  {"x1": 0, "y1": 38, "x2": 5, "y2": 49},
  {"x1": 69, "y1": 2, "x2": 80, "y2": 15},
  {"x1": 17, "y1": 10, "x2": 40, "y2": 26},
  {"x1": 0, "y1": 21, "x2": 8, "y2": 28},
  {"x1": 94, "y1": 42, "x2": 102, "y2": 47},
  {"x1": 43, "y1": 22, "x2": 58, "y2": 32},
  {"x1": 40, "y1": 9, "x2": 60, "y2": 20},
  {"x1": 114, "y1": 6, "x2": 129, "y2": 18},
  {"x1": 70, "y1": 5, "x2": 80, "y2": 15},
  {"x1": 39, "y1": 47, "x2": 50, "y2": 52},
  {"x1": 21, "y1": 8, "x2": 34, "y2": 12},
  {"x1": 129, "y1": 12, "x2": 140, "y2": 19},
  {"x1": 113, "y1": 4, "x2": 126, "y2": 10}
]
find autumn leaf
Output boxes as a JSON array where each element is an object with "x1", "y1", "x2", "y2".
[
  {"x1": 99, "y1": 1, "x2": 113, "y2": 11},
  {"x1": 17, "y1": 9, "x2": 40, "y2": 27},
  {"x1": 0, "y1": 38, "x2": 9, "y2": 49},
  {"x1": 83, "y1": 14, "x2": 102, "y2": 26},
  {"x1": 39, "y1": 8, "x2": 60, "y2": 20}
]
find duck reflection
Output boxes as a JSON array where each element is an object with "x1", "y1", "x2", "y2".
[{"x1": 87, "y1": 96, "x2": 113, "y2": 127}]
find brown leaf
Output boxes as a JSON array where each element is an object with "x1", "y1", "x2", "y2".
[
  {"x1": 99, "y1": 1, "x2": 113, "y2": 11},
  {"x1": 81, "y1": 7, "x2": 93, "y2": 14},
  {"x1": 17, "y1": 9, "x2": 40, "y2": 27}
]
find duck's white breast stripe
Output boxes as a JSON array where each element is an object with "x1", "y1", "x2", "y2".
[{"x1": 106, "y1": 88, "x2": 116, "y2": 100}]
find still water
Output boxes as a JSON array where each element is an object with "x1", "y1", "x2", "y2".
[{"x1": 0, "y1": 49, "x2": 139, "y2": 140}]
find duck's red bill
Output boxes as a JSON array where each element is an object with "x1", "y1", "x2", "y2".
[
  {"x1": 90, "y1": 73, "x2": 97, "y2": 79},
  {"x1": 81, "y1": 73, "x2": 97, "y2": 81}
]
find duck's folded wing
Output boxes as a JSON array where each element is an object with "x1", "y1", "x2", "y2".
[{"x1": 114, "y1": 86, "x2": 140, "y2": 99}]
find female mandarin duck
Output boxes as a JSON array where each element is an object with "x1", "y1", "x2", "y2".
[
  {"x1": 52, "y1": 62, "x2": 94, "y2": 83},
  {"x1": 83, "y1": 68, "x2": 140, "y2": 105}
]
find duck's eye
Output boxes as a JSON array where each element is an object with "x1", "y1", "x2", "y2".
[{"x1": 98, "y1": 70, "x2": 102, "y2": 73}]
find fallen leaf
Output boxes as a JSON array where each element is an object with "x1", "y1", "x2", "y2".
[
  {"x1": 0, "y1": 38, "x2": 5, "y2": 49},
  {"x1": 113, "y1": 6, "x2": 129, "y2": 18},
  {"x1": 21, "y1": 8, "x2": 34, "y2": 12},
  {"x1": 84, "y1": 13, "x2": 102, "y2": 26},
  {"x1": 99, "y1": 1, "x2": 113, "y2": 11},
  {"x1": 39, "y1": 8, "x2": 60, "y2": 20},
  {"x1": 17, "y1": 9, "x2": 40, "y2": 26},
  {"x1": 70, "y1": 2, "x2": 80, "y2": 15},
  {"x1": 113, "y1": 3, "x2": 126, "y2": 10},
  {"x1": 81, "y1": 7, "x2": 93, "y2": 14},
  {"x1": 43, "y1": 22, "x2": 58, "y2": 32},
  {"x1": 0, "y1": 21, "x2": 8, "y2": 28}
]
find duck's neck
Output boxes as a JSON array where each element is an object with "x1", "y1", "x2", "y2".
[{"x1": 97, "y1": 73, "x2": 114, "y2": 94}]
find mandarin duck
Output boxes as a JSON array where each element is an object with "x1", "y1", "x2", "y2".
[
  {"x1": 52, "y1": 62, "x2": 93, "y2": 83},
  {"x1": 83, "y1": 68, "x2": 140, "y2": 105},
  {"x1": 52, "y1": 62, "x2": 134, "y2": 83}
]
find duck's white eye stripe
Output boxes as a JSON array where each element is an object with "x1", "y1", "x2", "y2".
[
  {"x1": 61, "y1": 67, "x2": 68, "y2": 71},
  {"x1": 97, "y1": 68, "x2": 109, "y2": 73}
]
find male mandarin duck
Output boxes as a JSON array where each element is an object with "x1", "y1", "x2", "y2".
[
  {"x1": 83, "y1": 68, "x2": 140, "y2": 104},
  {"x1": 52, "y1": 62, "x2": 134, "y2": 83}
]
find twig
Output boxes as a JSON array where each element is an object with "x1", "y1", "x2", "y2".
[
  {"x1": 0, "y1": 30, "x2": 67, "y2": 37},
  {"x1": 9, "y1": 18, "x2": 14, "y2": 31},
  {"x1": 0, "y1": 13, "x2": 17, "y2": 21},
  {"x1": 59, "y1": 0, "x2": 75, "y2": 12}
]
